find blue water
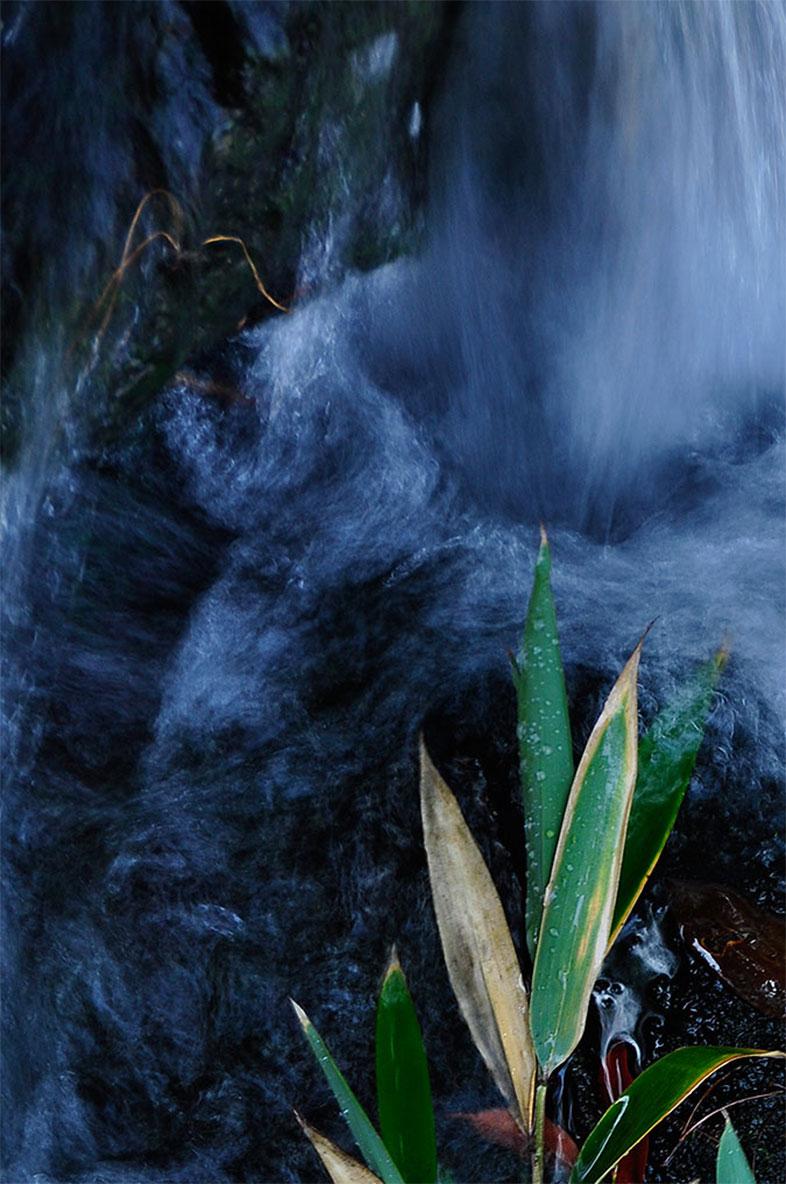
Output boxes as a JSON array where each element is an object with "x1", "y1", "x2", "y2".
[{"x1": 2, "y1": 3, "x2": 784, "y2": 1181}]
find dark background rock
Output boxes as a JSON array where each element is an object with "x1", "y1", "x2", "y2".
[{"x1": 1, "y1": 0, "x2": 453, "y2": 464}]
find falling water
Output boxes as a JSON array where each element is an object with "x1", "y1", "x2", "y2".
[{"x1": 2, "y1": 3, "x2": 784, "y2": 1181}]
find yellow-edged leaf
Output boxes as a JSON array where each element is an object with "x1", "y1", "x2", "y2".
[
  {"x1": 420, "y1": 740, "x2": 536, "y2": 1128},
  {"x1": 296, "y1": 1115, "x2": 384, "y2": 1184},
  {"x1": 609, "y1": 646, "x2": 727, "y2": 946},
  {"x1": 530, "y1": 640, "x2": 642, "y2": 1076},
  {"x1": 571, "y1": 1048, "x2": 783, "y2": 1184}
]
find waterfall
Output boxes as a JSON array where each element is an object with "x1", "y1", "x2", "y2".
[{"x1": 2, "y1": 3, "x2": 783, "y2": 1181}]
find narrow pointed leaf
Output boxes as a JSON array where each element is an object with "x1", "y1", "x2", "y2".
[
  {"x1": 420, "y1": 741, "x2": 536, "y2": 1128},
  {"x1": 296, "y1": 1116, "x2": 384, "y2": 1184},
  {"x1": 291, "y1": 1000, "x2": 405, "y2": 1184},
  {"x1": 375, "y1": 950, "x2": 437, "y2": 1184},
  {"x1": 717, "y1": 1115, "x2": 757, "y2": 1184},
  {"x1": 610, "y1": 647, "x2": 727, "y2": 944},
  {"x1": 513, "y1": 526, "x2": 574, "y2": 959},
  {"x1": 571, "y1": 1047, "x2": 783, "y2": 1184},
  {"x1": 530, "y1": 641, "x2": 641, "y2": 1076}
]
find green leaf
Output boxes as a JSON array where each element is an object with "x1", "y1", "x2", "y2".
[
  {"x1": 291, "y1": 1000, "x2": 405, "y2": 1184},
  {"x1": 610, "y1": 647, "x2": 728, "y2": 944},
  {"x1": 571, "y1": 1047, "x2": 783, "y2": 1184},
  {"x1": 513, "y1": 526, "x2": 574, "y2": 960},
  {"x1": 717, "y1": 1114, "x2": 757, "y2": 1184},
  {"x1": 529, "y1": 640, "x2": 641, "y2": 1077},
  {"x1": 375, "y1": 950, "x2": 437, "y2": 1184}
]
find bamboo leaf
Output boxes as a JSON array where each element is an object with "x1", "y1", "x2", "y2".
[
  {"x1": 420, "y1": 741, "x2": 536, "y2": 1129},
  {"x1": 291, "y1": 1000, "x2": 405, "y2": 1184},
  {"x1": 610, "y1": 647, "x2": 727, "y2": 944},
  {"x1": 296, "y1": 1115, "x2": 384, "y2": 1184},
  {"x1": 530, "y1": 640, "x2": 642, "y2": 1077},
  {"x1": 375, "y1": 950, "x2": 437, "y2": 1184},
  {"x1": 513, "y1": 526, "x2": 574, "y2": 959},
  {"x1": 571, "y1": 1047, "x2": 783, "y2": 1184},
  {"x1": 716, "y1": 1114, "x2": 757, "y2": 1184}
]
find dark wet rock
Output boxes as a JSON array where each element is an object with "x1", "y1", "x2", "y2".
[
  {"x1": 1, "y1": 0, "x2": 450, "y2": 465},
  {"x1": 667, "y1": 880, "x2": 786, "y2": 1020}
]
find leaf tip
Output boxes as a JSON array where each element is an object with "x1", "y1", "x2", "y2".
[
  {"x1": 382, "y1": 944, "x2": 402, "y2": 983},
  {"x1": 615, "y1": 634, "x2": 646, "y2": 703},
  {"x1": 535, "y1": 523, "x2": 552, "y2": 574},
  {"x1": 290, "y1": 998, "x2": 310, "y2": 1030},
  {"x1": 418, "y1": 732, "x2": 429, "y2": 767},
  {"x1": 419, "y1": 737, "x2": 442, "y2": 797}
]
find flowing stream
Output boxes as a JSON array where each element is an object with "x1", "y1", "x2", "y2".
[{"x1": 2, "y1": 3, "x2": 784, "y2": 1181}]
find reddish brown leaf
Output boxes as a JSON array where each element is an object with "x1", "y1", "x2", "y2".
[
  {"x1": 600, "y1": 1042, "x2": 649, "y2": 1184},
  {"x1": 455, "y1": 1108, "x2": 578, "y2": 1167},
  {"x1": 669, "y1": 880, "x2": 786, "y2": 1018}
]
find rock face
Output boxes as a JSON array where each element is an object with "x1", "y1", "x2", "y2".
[
  {"x1": 1, "y1": 0, "x2": 449, "y2": 463},
  {"x1": 2, "y1": 7, "x2": 463, "y2": 1182}
]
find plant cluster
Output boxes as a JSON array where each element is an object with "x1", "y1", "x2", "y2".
[{"x1": 291, "y1": 530, "x2": 782, "y2": 1183}]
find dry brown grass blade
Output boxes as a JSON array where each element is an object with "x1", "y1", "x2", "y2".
[
  {"x1": 664, "y1": 1085, "x2": 785, "y2": 1166},
  {"x1": 80, "y1": 189, "x2": 287, "y2": 369},
  {"x1": 420, "y1": 740, "x2": 536, "y2": 1130},
  {"x1": 202, "y1": 235, "x2": 290, "y2": 312},
  {"x1": 91, "y1": 189, "x2": 185, "y2": 342},
  {"x1": 295, "y1": 1115, "x2": 383, "y2": 1184},
  {"x1": 120, "y1": 189, "x2": 184, "y2": 268},
  {"x1": 95, "y1": 231, "x2": 182, "y2": 338},
  {"x1": 172, "y1": 371, "x2": 253, "y2": 407}
]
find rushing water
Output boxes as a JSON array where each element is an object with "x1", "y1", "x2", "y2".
[{"x1": 2, "y1": 3, "x2": 785, "y2": 1181}]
